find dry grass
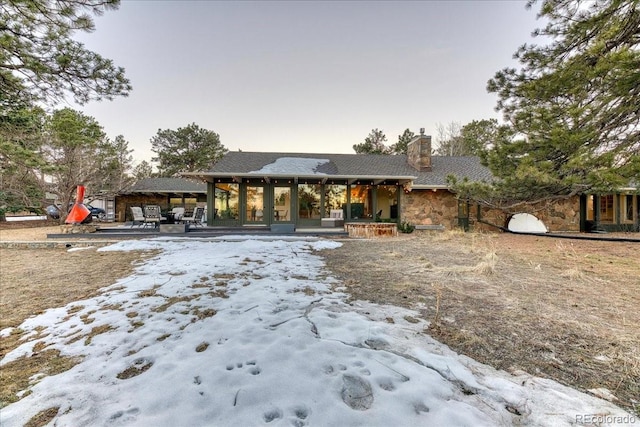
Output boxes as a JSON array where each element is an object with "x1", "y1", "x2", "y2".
[
  {"x1": 321, "y1": 231, "x2": 640, "y2": 415},
  {"x1": 0, "y1": 236, "x2": 156, "y2": 408},
  {"x1": 1, "y1": 226, "x2": 638, "y2": 415},
  {"x1": 24, "y1": 406, "x2": 60, "y2": 427}
]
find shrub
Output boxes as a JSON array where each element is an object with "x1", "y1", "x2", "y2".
[{"x1": 398, "y1": 221, "x2": 415, "y2": 233}]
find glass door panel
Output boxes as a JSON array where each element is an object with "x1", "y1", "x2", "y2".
[
  {"x1": 375, "y1": 185, "x2": 398, "y2": 221},
  {"x1": 298, "y1": 184, "x2": 321, "y2": 220},
  {"x1": 215, "y1": 183, "x2": 239, "y2": 221},
  {"x1": 273, "y1": 187, "x2": 292, "y2": 222},
  {"x1": 246, "y1": 186, "x2": 265, "y2": 223}
]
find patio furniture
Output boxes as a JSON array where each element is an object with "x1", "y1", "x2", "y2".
[
  {"x1": 143, "y1": 205, "x2": 165, "y2": 228},
  {"x1": 274, "y1": 209, "x2": 288, "y2": 221},
  {"x1": 171, "y1": 207, "x2": 185, "y2": 221},
  {"x1": 183, "y1": 206, "x2": 205, "y2": 227},
  {"x1": 130, "y1": 206, "x2": 145, "y2": 228},
  {"x1": 321, "y1": 209, "x2": 344, "y2": 227}
]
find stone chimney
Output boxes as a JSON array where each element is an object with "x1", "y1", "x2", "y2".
[{"x1": 407, "y1": 131, "x2": 432, "y2": 171}]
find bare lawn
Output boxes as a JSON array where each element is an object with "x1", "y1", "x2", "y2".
[
  {"x1": 1, "y1": 225, "x2": 639, "y2": 417},
  {"x1": 321, "y1": 231, "x2": 640, "y2": 415}
]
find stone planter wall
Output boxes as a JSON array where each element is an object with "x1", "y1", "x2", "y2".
[{"x1": 345, "y1": 223, "x2": 398, "y2": 238}]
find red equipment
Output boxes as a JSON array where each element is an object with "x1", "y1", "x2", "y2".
[{"x1": 65, "y1": 185, "x2": 92, "y2": 224}]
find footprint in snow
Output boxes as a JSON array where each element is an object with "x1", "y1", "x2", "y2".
[
  {"x1": 263, "y1": 407, "x2": 282, "y2": 423},
  {"x1": 289, "y1": 405, "x2": 310, "y2": 426},
  {"x1": 341, "y1": 374, "x2": 374, "y2": 410},
  {"x1": 263, "y1": 405, "x2": 310, "y2": 426},
  {"x1": 108, "y1": 407, "x2": 140, "y2": 424},
  {"x1": 377, "y1": 377, "x2": 398, "y2": 391},
  {"x1": 226, "y1": 359, "x2": 261, "y2": 375}
]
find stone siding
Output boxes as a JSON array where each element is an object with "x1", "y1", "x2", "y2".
[
  {"x1": 400, "y1": 189, "x2": 459, "y2": 229},
  {"x1": 406, "y1": 135, "x2": 432, "y2": 171},
  {"x1": 476, "y1": 197, "x2": 581, "y2": 232},
  {"x1": 401, "y1": 190, "x2": 581, "y2": 232}
]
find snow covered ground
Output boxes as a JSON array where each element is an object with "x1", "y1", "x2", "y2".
[{"x1": 1, "y1": 237, "x2": 636, "y2": 426}]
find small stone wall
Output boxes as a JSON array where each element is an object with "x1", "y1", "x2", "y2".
[
  {"x1": 476, "y1": 197, "x2": 581, "y2": 232},
  {"x1": 401, "y1": 189, "x2": 581, "y2": 233},
  {"x1": 59, "y1": 224, "x2": 98, "y2": 234},
  {"x1": 345, "y1": 223, "x2": 398, "y2": 238},
  {"x1": 159, "y1": 223, "x2": 188, "y2": 233}
]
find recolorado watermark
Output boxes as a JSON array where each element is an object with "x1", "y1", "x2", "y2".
[{"x1": 576, "y1": 413, "x2": 638, "y2": 425}]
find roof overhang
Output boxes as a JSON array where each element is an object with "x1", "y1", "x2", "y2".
[
  {"x1": 122, "y1": 190, "x2": 206, "y2": 194},
  {"x1": 182, "y1": 172, "x2": 417, "y2": 185},
  {"x1": 410, "y1": 184, "x2": 450, "y2": 190}
]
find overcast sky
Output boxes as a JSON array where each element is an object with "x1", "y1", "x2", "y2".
[{"x1": 71, "y1": 1, "x2": 544, "y2": 165}]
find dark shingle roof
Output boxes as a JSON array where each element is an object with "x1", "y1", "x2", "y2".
[
  {"x1": 126, "y1": 177, "x2": 206, "y2": 193},
  {"x1": 193, "y1": 151, "x2": 493, "y2": 188},
  {"x1": 414, "y1": 156, "x2": 494, "y2": 187}
]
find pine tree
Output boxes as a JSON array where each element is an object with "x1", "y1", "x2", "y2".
[{"x1": 485, "y1": 0, "x2": 640, "y2": 201}]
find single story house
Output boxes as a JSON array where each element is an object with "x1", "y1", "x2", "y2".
[{"x1": 182, "y1": 135, "x2": 638, "y2": 233}]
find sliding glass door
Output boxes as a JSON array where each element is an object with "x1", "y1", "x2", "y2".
[{"x1": 245, "y1": 185, "x2": 265, "y2": 223}]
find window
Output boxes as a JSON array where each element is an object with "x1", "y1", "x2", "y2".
[
  {"x1": 350, "y1": 185, "x2": 372, "y2": 219},
  {"x1": 246, "y1": 186, "x2": 265, "y2": 222},
  {"x1": 298, "y1": 184, "x2": 321, "y2": 219},
  {"x1": 214, "y1": 184, "x2": 239, "y2": 220},
  {"x1": 599, "y1": 195, "x2": 614, "y2": 222},
  {"x1": 586, "y1": 195, "x2": 594, "y2": 220},
  {"x1": 324, "y1": 185, "x2": 346, "y2": 217},
  {"x1": 274, "y1": 186, "x2": 292, "y2": 221},
  {"x1": 620, "y1": 194, "x2": 635, "y2": 223},
  {"x1": 376, "y1": 186, "x2": 398, "y2": 220}
]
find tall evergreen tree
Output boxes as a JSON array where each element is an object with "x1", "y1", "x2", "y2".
[
  {"x1": 390, "y1": 128, "x2": 415, "y2": 155},
  {"x1": 0, "y1": 106, "x2": 49, "y2": 217},
  {"x1": 132, "y1": 160, "x2": 155, "y2": 180},
  {"x1": 353, "y1": 129, "x2": 390, "y2": 154},
  {"x1": 486, "y1": 0, "x2": 640, "y2": 201},
  {"x1": 95, "y1": 135, "x2": 135, "y2": 197},
  {"x1": 43, "y1": 108, "x2": 110, "y2": 221},
  {"x1": 0, "y1": 0, "x2": 131, "y2": 106},
  {"x1": 151, "y1": 123, "x2": 227, "y2": 177}
]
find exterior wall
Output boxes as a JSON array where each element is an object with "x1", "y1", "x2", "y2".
[
  {"x1": 402, "y1": 190, "x2": 581, "y2": 233},
  {"x1": 115, "y1": 194, "x2": 167, "y2": 222},
  {"x1": 475, "y1": 197, "x2": 581, "y2": 232},
  {"x1": 581, "y1": 193, "x2": 639, "y2": 232},
  {"x1": 116, "y1": 194, "x2": 208, "y2": 222},
  {"x1": 400, "y1": 189, "x2": 459, "y2": 229}
]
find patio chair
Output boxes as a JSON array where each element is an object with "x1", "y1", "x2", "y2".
[
  {"x1": 130, "y1": 206, "x2": 145, "y2": 228},
  {"x1": 171, "y1": 207, "x2": 185, "y2": 222},
  {"x1": 143, "y1": 205, "x2": 165, "y2": 228},
  {"x1": 183, "y1": 206, "x2": 205, "y2": 227}
]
